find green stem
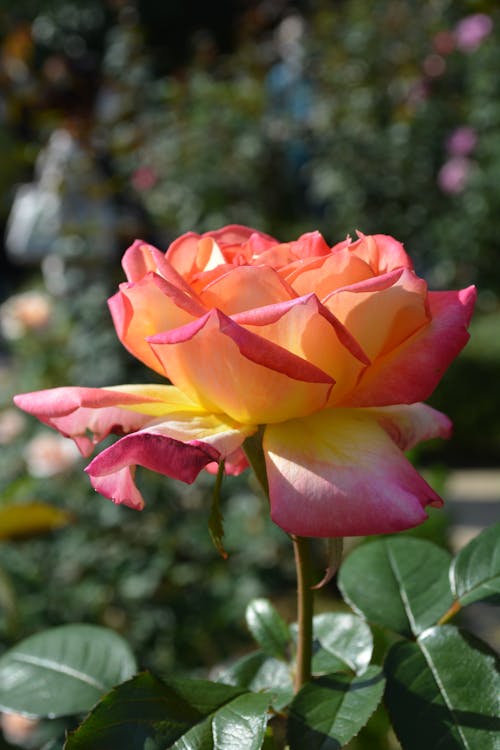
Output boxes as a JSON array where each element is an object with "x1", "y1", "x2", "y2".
[
  {"x1": 292, "y1": 535, "x2": 314, "y2": 692},
  {"x1": 243, "y1": 432, "x2": 315, "y2": 693},
  {"x1": 437, "y1": 598, "x2": 461, "y2": 625}
]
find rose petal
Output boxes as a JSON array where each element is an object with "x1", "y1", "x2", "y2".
[
  {"x1": 86, "y1": 412, "x2": 255, "y2": 508},
  {"x1": 286, "y1": 231, "x2": 332, "y2": 259},
  {"x1": 255, "y1": 231, "x2": 331, "y2": 269},
  {"x1": 121, "y1": 239, "x2": 198, "y2": 298},
  {"x1": 148, "y1": 309, "x2": 334, "y2": 424},
  {"x1": 348, "y1": 233, "x2": 414, "y2": 273},
  {"x1": 284, "y1": 248, "x2": 375, "y2": 298},
  {"x1": 233, "y1": 294, "x2": 369, "y2": 403},
  {"x1": 207, "y1": 224, "x2": 276, "y2": 248},
  {"x1": 264, "y1": 407, "x2": 445, "y2": 537},
  {"x1": 14, "y1": 385, "x2": 203, "y2": 456},
  {"x1": 166, "y1": 225, "x2": 276, "y2": 277},
  {"x1": 90, "y1": 466, "x2": 145, "y2": 510},
  {"x1": 344, "y1": 286, "x2": 477, "y2": 406},
  {"x1": 109, "y1": 274, "x2": 206, "y2": 374},
  {"x1": 205, "y1": 447, "x2": 249, "y2": 476},
  {"x1": 324, "y1": 268, "x2": 430, "y2": 361},
  {"x1": 199, "y1": 265, "x2": 295, "y2": 314},
  {"x1": 87, "y1": 433, "x2": 219, "y2": 508},
  {"x1": 362, "y1": 402, "x2": 452, "y2": 450}
]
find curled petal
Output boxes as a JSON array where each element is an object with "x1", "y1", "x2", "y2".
[
  {"x1": 121, "y1": 239, "x2": 198, "y2": 297},
  {"x1": 109, "y1": 274, "x2": 206, "y2": 374},
  {"x1": 363, "y1": 403, "x2": 452, "y2": 450},
  {"x1": 86, "y1": 412, "x2": 255, "y2": 508},
  {"x1": 149, "y1": 309, "x2": 334, "y2": 424},
  {"x1": 165, "y1": 234, "x2": 223, "y2": 279},
  {"x1": 87, "y1": 434, "x2": 219, "y2": 509},
  {"x1": 345, "y1": 286, "x2": 477, "y2": 406},
  {"x1": 264, "y1": 407, "x2": 445, "y2": 537},
  {"x1": 348, "y1": 232, "x2": 414, "y2": 274},
  {"x1": 90, "y1": 466, "x2": 145, "y2": 510}
]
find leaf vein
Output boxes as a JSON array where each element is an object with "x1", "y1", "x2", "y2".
[
  {"x1": 386, "y1": 545, "x2": 417, "y2": 635},
  {"x1": 12, "y1": 653, "x2": 106, "y2": 691},
  {"x1": 418, "y1": 639, "x2": 470, "y2": 750}
]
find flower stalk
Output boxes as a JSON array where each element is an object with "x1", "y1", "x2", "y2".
[{"x1": 292, "y1": 534, "x2": 314, "y2": 692}]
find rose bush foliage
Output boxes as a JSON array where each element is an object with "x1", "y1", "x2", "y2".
[{"x1": 15, "y1": 226, "x2": 475, "y2": 536}]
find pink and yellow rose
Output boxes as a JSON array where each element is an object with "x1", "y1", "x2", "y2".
[{"x1": 14, "y1": 226, "x2": 475, "y2": 536}]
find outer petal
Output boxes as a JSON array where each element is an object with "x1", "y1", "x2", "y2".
[
  {"x1": 108, "y1": 274, "x2": 206, "y2": 375},
  {"x1": 86, "y1": 412, "x2": 256, "y2": 508},
  {"x1": 344, "y1": 286, "x2": 477, "y2": 406},
  {"x1": 362, "y1": 403, "x2": 452, "y2": 450},
  {"x1": 13, "y1": 385, "x2": 204, "y2": 456},
  {"x1": 264, "y1": 407, "x2": 446, "y2": 537},
  {"x1": 148, "y1": 308, "x2": 334, "y2": 424}
]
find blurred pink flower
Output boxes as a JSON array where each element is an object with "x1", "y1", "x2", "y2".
[
  {"x1": 1, "y1": 713, "x2": 39, "y2": 746},
  {"x1": 454, "y1": 14, "x2": 493, "y2": 52},
  {"x1": 24, "y1": 432, "x2": 80, "y2": 478},
  {"x1": 131, "y1": 166, "x2": 158, "y2": 192},
  {"x1": 438, "y1": 157, "x2": 472, "y2": 194},
  {"x1": 0, "y1": 291, "x2": 52, "y2": 340},
  {"x1": 446, "y1": 127, "x2": 477, "y2": 157},
  {"x1": 433, "y1": 30, "x2": 456, "y2": 56},
  {"x1": 423, "y1": 53, "x2": 446, "y2": 78},
  {"x1": 0, "y1": 408, "x2": 25, "y2": 445}
]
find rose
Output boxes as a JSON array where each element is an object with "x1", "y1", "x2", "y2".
[{"x1": 14, "y1": 225, "x2": 475, "y2": 536}]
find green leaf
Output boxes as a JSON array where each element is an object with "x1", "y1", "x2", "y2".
[
  {"x1": 245, "y1": 599, "x2": 290, "y2": 660},
  {"x1": 0, "y1": 624, "x2": 137, "y2": 718},
  {"x1": 338, "y1": 537, "x2": 454, "y2": 637},
  {"x1": 450, "y1": 523, "x2": 500, "y2": 607},
  {"x1": 216, "y1": 650, "x2": 293, "y2": 710},
  {"x1": 385, "y1": 625, "x2": 500, "y2": 750},
  {"x1": 208, "y1": 459, "x2": 227, "y2": 559},
  {"x1": 64, "y1": 672, "x2": 271, "y2": 750},
  {"x1": 287, "y1": 665, "x2": 385, "y2": 749},
  {"x1": 311, "y1": 612, "x2": 373, "y2": 676}
]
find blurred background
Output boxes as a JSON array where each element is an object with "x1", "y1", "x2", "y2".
[{"x1": 0, "y1": 1, "x2": 499, "y2": 747}]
